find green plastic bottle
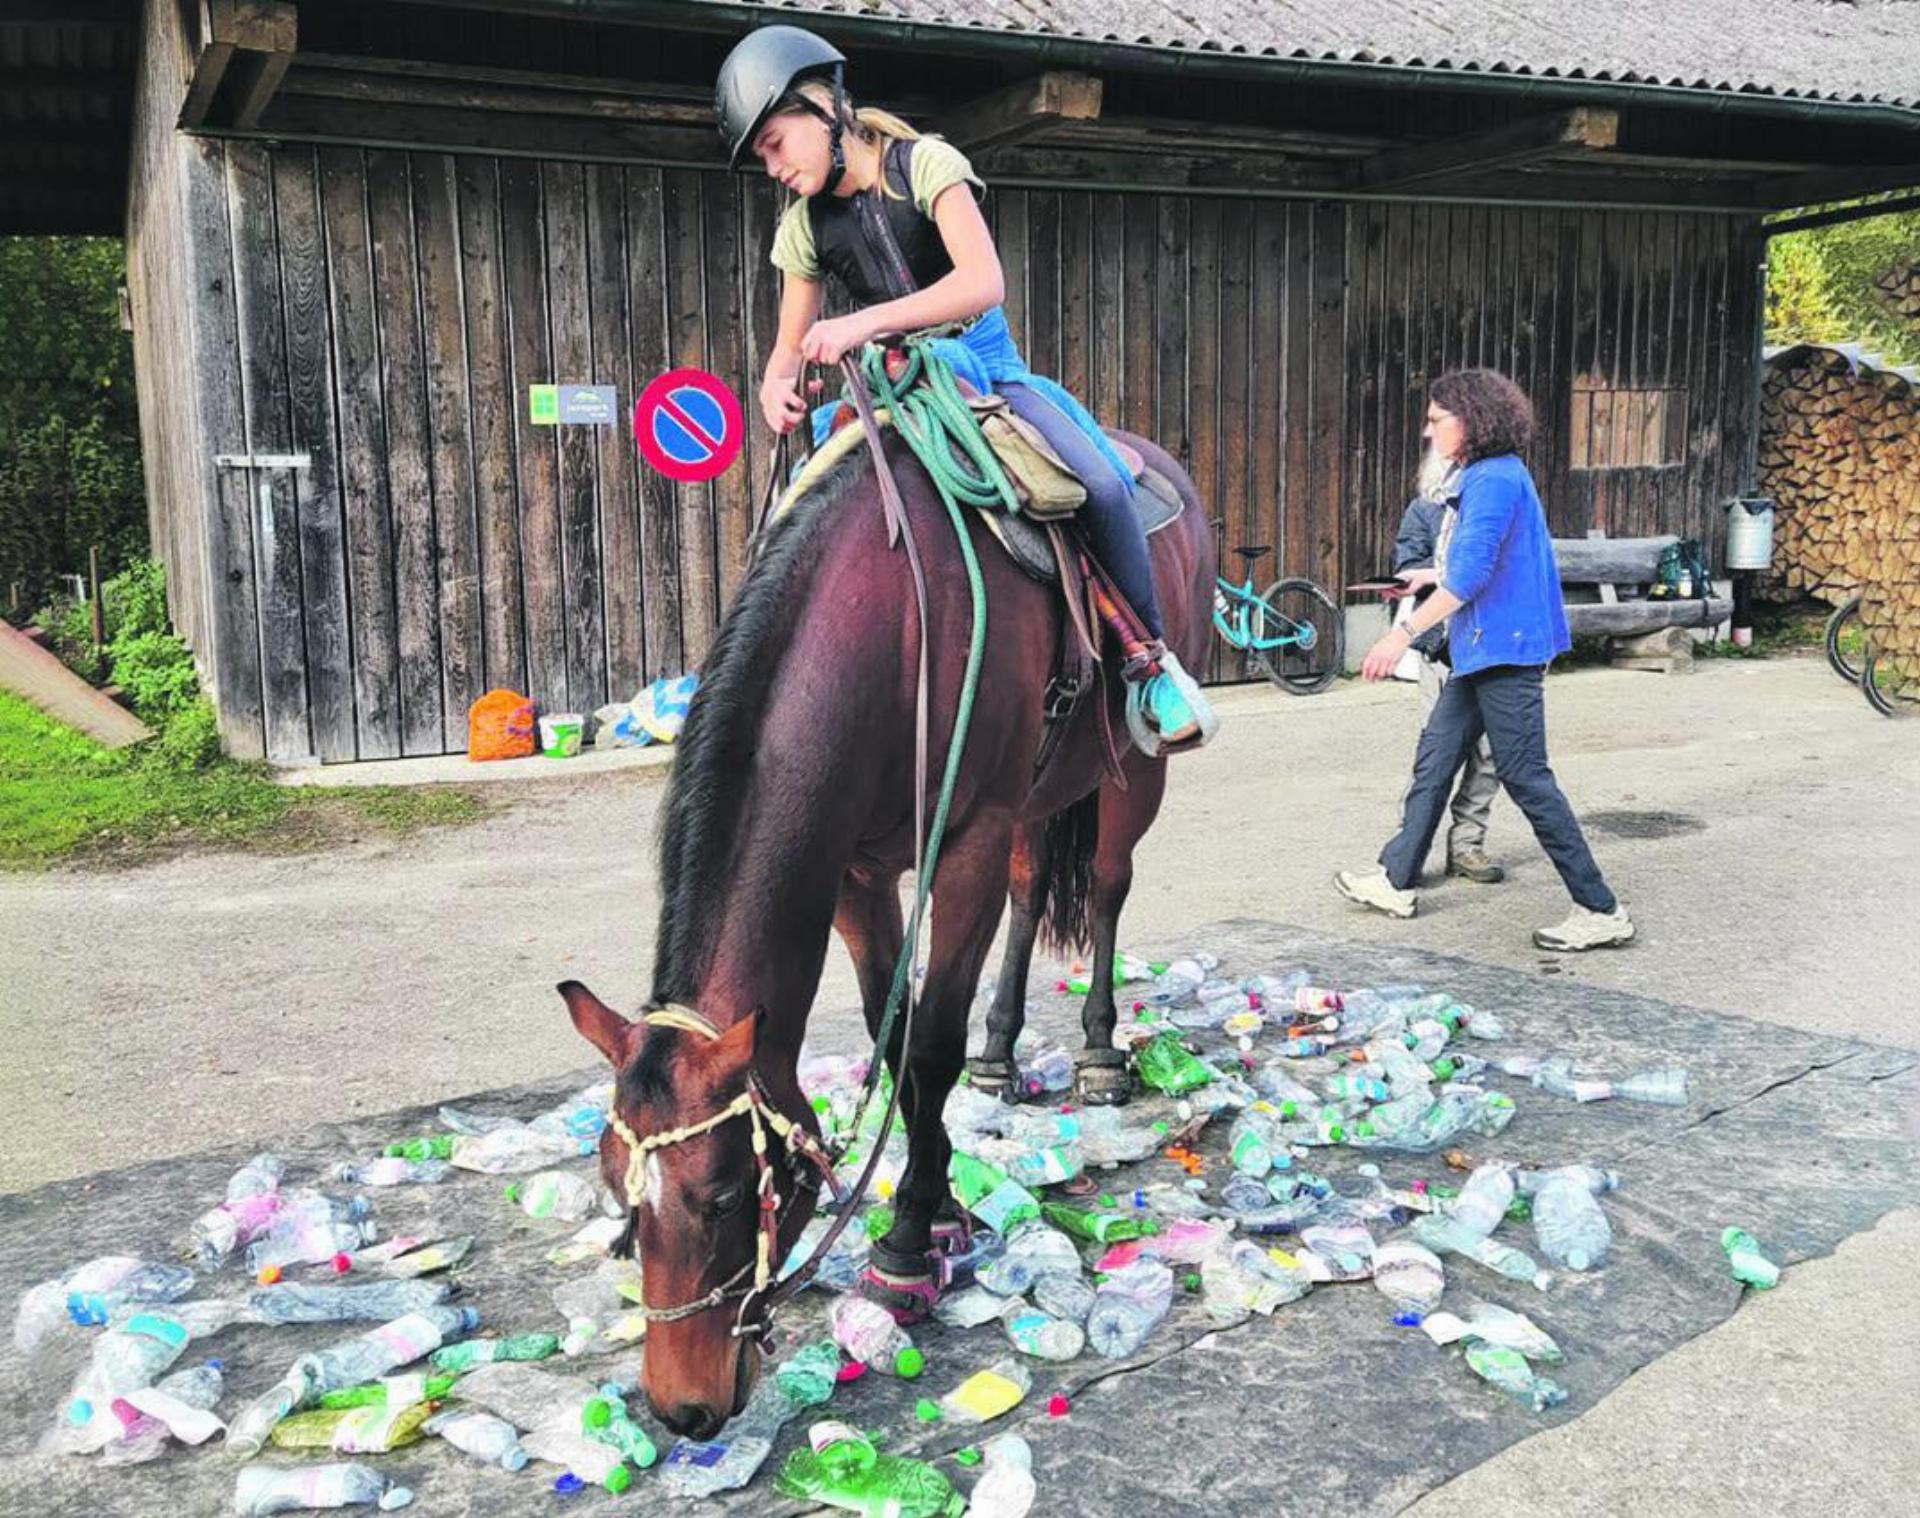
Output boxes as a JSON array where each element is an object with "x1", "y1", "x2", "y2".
[
  {"x1": 774, "y1": 1443, "x2": 966, "y2": 1517},
  {"x1": 430, "y1": 1331, "x2": 563, "y2": 1373},
  {"x1": 948, "y1": 1152, "x2": 1041, "y2": 1233},
  {"x1": 775, "y1": 1340, "x2": 844, "y2": 1409},
  {"x1": 270, "y1": 1400, "x2": 435, "y2": 1451},
  {"x1": 582, "y1": 1389, "x2": 659, "y2": 1469},
  {"x1": 318, "y1": 1373, "x2": 459, "y2": 1410},
  {"x1": 383, "y1": 1134, "x2": 457, "y2": 1161},
  {"x1": 1134, "y1": 1032, "x2": 1213, "y2": 1095},
  {"x1": 1042, "y1": 1201, "x2": 1160, "y2": 1246}
]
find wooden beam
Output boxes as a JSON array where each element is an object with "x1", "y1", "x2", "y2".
[
  {"x1": 254, "y1": 94, "x2": 724, "y2": 165},
  {"x1": 934, "y1": 71, "x2": 1102, "y2": 154},
  {"x1": 179, "y1": 0, "x2": 296, "y2": 130},
  {"x1": 1345, "y1": 107, "x2": 1619, "y2": 191},
  {"x1": 278, "y1": 60, "x2": 709, "y2": 125},
  {"x1": 1763, "y1": 191, "x2": 1920, "y2": 237},
  {"x1": 1758, "y1": 161, "x2": 1920, "y2": 211}
]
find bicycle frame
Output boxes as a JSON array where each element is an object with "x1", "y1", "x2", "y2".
[{"x1": 1213, "y1": 574, "x2": 1318, "y2": 653}]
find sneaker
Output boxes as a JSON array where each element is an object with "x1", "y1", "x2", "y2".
[
  {"x1": 1533, "y1": 905, "x2": 1635, "y2": 952},
  {"x1": 1447, "y1": 848, "x2": 1505, "y2": 884},
  {"x1": 1333, "y1": 866, "x2": 1418, "y2": 920},
  {"x1": 1142, "y1": 670, "x2": 1201, "y2": 744}
]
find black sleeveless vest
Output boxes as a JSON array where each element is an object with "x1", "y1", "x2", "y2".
[{"x1": 806, "y1": 138, "x2": 970, "y2": 308}]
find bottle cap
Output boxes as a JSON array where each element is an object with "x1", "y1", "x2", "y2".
[
  {"x1": 331, "y1": 1253, "x2": 353, "y2": 1275},
  {"x1": 256, "y1": 1265, "x2": 283, "y2": 1286},
  {"x1": 583, "y1": 1397, "x2": 612, "y2": 1429},
  {"x1": 953, "y1": 1446, "x2": 983, "y2": 1467},
  {"x1": 552, "y1": 1474, "x2": 584, "y2": 1494},
  {"x1": 503, "y1": 1184, "x2": 521, "y2": 1204},
  {"x1": 895, "y1": 1346, "x2": 925, "y2": 1379},
  {"x1": 1046, "y1": 1393, "x2": 1071, "y2": 1417},
  {"x1": 604, "y1": 1465, "x2": 632, "y2": 1495},
  {"x1": 914, "y1": 1398, "x2": 942, "y2": 1422}
]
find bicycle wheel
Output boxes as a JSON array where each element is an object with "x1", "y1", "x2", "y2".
[
  {"x1": 1252, "y1": 578, "x2": 1344, "y2": 694},
  {"x1": 1860, "y1": 649, "x2": 1916, "y2": 717},
  {"x1": 1825, "y1": 596, "x2": 1865, "y2": 683}
]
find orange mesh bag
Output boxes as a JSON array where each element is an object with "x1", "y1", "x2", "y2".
[{"x1": 467, "y1": 688, "x2": 537, "y2": 761}]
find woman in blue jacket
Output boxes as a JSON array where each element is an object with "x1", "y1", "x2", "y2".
[{"x1": 1337, "y1": 369, "x2": 1633, "y2": 952}]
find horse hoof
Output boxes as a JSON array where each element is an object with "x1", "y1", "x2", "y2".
[
  {"x1": 965, "y1": 1057, "x2": 1018, "y2": 1101},
  {"x1": 859, "y1": 1247, "x2": 941, "y2": 1325},
  {"x1": 1073, "y1": 1049, "x2": 1133, "y2": 1107}
]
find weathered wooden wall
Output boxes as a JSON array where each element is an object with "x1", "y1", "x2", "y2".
[{"x1": 139, "y1": 135, "x2": 1761, "y2": 760}]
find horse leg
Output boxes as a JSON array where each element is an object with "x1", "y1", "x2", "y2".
[
  {"x1": 834, "y1": 863, "x2": 906, "y2": 1053},
  {"x1": 1074, "y1": 761, "x2": 1169, "y2": 1106},
  {"x1": 866, "y1": 821, "x2": 1013, "y2": 1320},
  {"x1": 966, "y1": 821, "x2": 1049, "y2": 1101}
]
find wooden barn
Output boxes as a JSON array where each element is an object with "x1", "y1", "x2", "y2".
[{"x1": 7, "y1": 1, "x2": 1920, "y2": 761}]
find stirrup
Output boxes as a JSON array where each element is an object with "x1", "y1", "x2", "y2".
[
  {"x1": 1126, "y1": 648, "x2": 1218, "y2": 758},
  {"x1": 1073, "y1": 1047, "x2": 1133, "y2": 1106}
]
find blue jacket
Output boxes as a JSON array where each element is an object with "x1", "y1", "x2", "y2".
[{"x1": 1440, "y1": 455, "x2": 1570, "y2": 675}]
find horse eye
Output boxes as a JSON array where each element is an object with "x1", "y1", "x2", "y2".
[{"x1": 705, "y1": 1185, "x2": 747, "y2": 1219}]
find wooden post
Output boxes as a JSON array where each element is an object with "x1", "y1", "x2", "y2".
[{"x1": 88, "y1": 545, "x2": 105, "y2": 654}]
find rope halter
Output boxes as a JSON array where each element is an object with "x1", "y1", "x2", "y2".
[{"x1": 602, "y1": 1004, "x2": 842, "y2": 1337}]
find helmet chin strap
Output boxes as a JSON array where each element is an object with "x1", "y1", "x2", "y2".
[{"x1": 795, "y1": 64, "x2": 851, "y2": 195}]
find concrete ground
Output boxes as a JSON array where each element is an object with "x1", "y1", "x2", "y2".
[{"x1": 5, "y1": 655, "x2": 1917, "y2": 1511}]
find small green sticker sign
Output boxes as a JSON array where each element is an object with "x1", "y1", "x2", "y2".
[{"x1": 528, "y1": 384, "x2": 559, "y2": 424}]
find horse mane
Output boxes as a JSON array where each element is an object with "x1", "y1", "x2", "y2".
[{"x1": 646, "y1": 443, "x2": 881, "y2": 1023}]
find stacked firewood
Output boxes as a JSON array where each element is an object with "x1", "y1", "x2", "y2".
[
  {"x1": 1874, "y1": 259, "x2": 1920, "y2": 325},
  {"x1": 1758, "y1": 345, "x2": 1920, "y2": 677}
]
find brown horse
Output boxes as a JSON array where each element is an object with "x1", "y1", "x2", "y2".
[{"x1": 560, "y1": 426, "x2": 1212, "y2": 1437}]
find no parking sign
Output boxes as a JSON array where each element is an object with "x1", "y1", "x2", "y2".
[{"x1": 633, "y1": 368, "x2": 745, "y2": 483}]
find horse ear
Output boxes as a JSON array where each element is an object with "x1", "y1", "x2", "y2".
[
  {"x1": 708, "y1": 1006, "x2": 763, "y2": 1075},
  {"x1": 559, "y1": 981, "x2": 632, "y2": 1067}
]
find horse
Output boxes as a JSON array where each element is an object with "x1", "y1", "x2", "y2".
[{"x1": 559, "y1": 423, "x2": 1214, "y2": 1438}]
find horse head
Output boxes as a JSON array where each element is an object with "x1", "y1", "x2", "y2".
[{"x1": 560, "y1": 980, "x2": 819, "y2": 1438}]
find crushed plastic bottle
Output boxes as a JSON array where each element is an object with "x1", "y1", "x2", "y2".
[
  {"x1": 329, "y1": 1158, "x2": 450, "y2": 1188},
  {"x1": 424, "y1": 1407, "x2": 528, "y2": 1470},
  {"x1": 317, "y1": 1374, "x2": 458, "y2": 1411},
  {"x1": 999, "y1": 1297, "x2": 1085, "y2": 1361},
  {"x1": 505, "y1": 1170, "x2": 604, "y2": 1222},
  {"x1": 776, "y1": 1438, "x2": 965, "y2": 1517},
  {"x1": 831, "y1": 1293, "x2": 925, "y2": 1377},
  {"x1": 1227, "y1": 1111, "x2": 1280, "y2": 1178},
  {"x1": 44, "y1": 1311, "x2": 194, "y2": 1455},
  {"x1": 15, "y1": 1257, "x2": 139, "y2": 1353},
  {"x1": 188, "y1": 1193, "x2": 290, "y2": 1270},
  {"x1": 1043, "y1": 1201, "x2": 1159, "y2": 1246},
  {"x1": 935, "y1": 1283, "x2": 1012, "y2": 1330},
  {"x1": 98, "y1": 1361, "x2": 226, "y2": 1465},
  {"x1": 1722, "y1": 1227, "x2": 1781, "y2": 1289},
  {"x1": 226, "y1": 1306, "x2": 480, "y2": 1456},
  {"x1": 270, "y1": 1400, "x2": 435, "y2": 1454},
  {"x1": 659, "y1": 1433, "x2": 777, "y2": 1498},
  {"x1": 582, "y1": 1387, "x2": 659, "y2": 1468},
  {"x1": 968, "y1": 1434, "x2": 1037, "y2": 1518},
  {"x1": 773, "y1": 1339, "x2": 844, "y2": 1408},
  {"x1": 245, "y1": 1196, "x2": 377, "y2": 1276},
  {"x1": 949, "y1": 1152, "x2": 1042, "y2": 1233},
  {"x1": 1423, "y1": 1301, "x2": 1564, "y2": 1361},
  {"x1": 382, "y1": 1135, "x2": 456, "y2": 1162},
  {"x1": 1448, "y1": 1164, "x2": 1516, "y2": 1241},
  {"x1": 1413, "y1": 1215, "x2": 1551, "y2": 1291},
  {"x1": 939, "y1": 1356, "x2": 1032, "y2": 1423},
  {"x1": 1086, "y1": 1260, "x2": 1173, "y2": 1358},
  {"x1": 976, "y1": 1222, "x2": 1081, "y2": 1296},
  {"x1": 1371, "y1": 1240, "x2": 1446, "y2": 1324},
  {"x1": 1530, "y1": 1167, "x2": 1614, "y2": 1271},
  {"x1": 1032, "y1": 1272, "x2": 1098, "y2": 1324},
  {"x1": 232, "y1": 1460, "x2": 413, "y2": 1514},
  {"x1": 448, "y1": 1125, "x2": 582, "y2": 1175},
  {"x1": 520, "y1": 1421, "x2": 630, "y2": 1491},
  {"x1": 429, "y1": 1331, "x2": 563, "y2": 1373},
  {"x1": 1200, "y1": 1241, "x2": 1313, "y2": 1323},
  {"x1": 243, "y1": 1280, "x2": 451, "y2": 1327},
  {"x1": 1464, "y1": 1342, "x2": 1567, "y2": 1411},
  {"x1": 443, "y1": 1361, "x2": 602, "y2": 1430},
  {"x1": 1134, "y1": 1032, "x2": 1214, "y2": 1095},
  {"x1": 226, "y1": 1153, "x2": 289, "y2": 1202},
  {"x1": 1613, "y1": 1067, "x2": 1690, "y2": 1106},
  {"x1": 64, "y1": 1261, "x2": 196, "y2": 1328},
  {"x1": 380, "y1": 1236, "x2": 474, "y2": 1280}
]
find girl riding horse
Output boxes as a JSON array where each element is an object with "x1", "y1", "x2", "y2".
[{"x1": 715, "y1": 23, "x2": 1215, "y2": 745}]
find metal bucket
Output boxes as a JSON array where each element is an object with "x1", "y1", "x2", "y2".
[{"x1": 1725, "y1": 497, "x2": 1775, "y2": 570}]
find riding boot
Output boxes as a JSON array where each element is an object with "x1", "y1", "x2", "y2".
[{"x1": 1121, "y1": 640, "x2": 1215, "y2": 750}]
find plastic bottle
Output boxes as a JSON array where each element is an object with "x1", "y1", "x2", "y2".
[
  {"x1": 319, "y1": 1374, "x2": 459, "y2": 1411},
  {"x1": 1241, "y1": 969, "x2": 1311, "y2": 1007},
  {"x1": 1412, "y1": 1215, "x2": 1551, "y2": 1291},
  {"x1": 232, "y1": 1461, "x2": 413, "y2": 1514},
  {"x1": 1613, "y1": 1067, "x2": 1691, "y2": 1106},
  {"x1": 1032, "y1": 1272, "x2": 1098, "y2": 1324},
  {"x1": 503, "y1": 1170, "x2": 603, "y2": 1222},
  {"x1": 1371, "y1": 1240, "x2": 1446, "y2": 1323},
  {"x1": 658, "y1": 1432, "x2": 776, "y2": 1497},
  {"x1": 1448, "y1": 1165, "x2": 1516, "y2": 1241},
  {"x1": 582, "y1": 1387, "x2": 659, "y2": 1468},
  {"x1": 1141, "y1": 958, "x2": 1209, "y2": 1008},
  {"x1": 382, "y1": 1135, "x2": 456, "y2": 1162},
  {"x1": 98, "y1": 1361, "x2": 226, "y2": 1465},
  {"x1": 771, "y1": 1339, "x2": 843, "y2": 1408},
  {"x1": 1227, "y1": 1111, "x2": 1279, "y2": 1177},
  {"x1": 1200, "y1": 1241, "x2": 1313, "y2": 1322},
  {"x1": 1085, "y1": 1261, "x2": 1173, "y2": 1358},
  {"x1": 976, "y1": 1223, "x2": 1082, "y2": 1296},
  {"x1": 1135, "y1": 1032, "x2": 1214, "y2": 1095},
  {"x1": 380, "y1": 1236, "x2": 474, "y2": 1280},
  {"x1": 519, "y1": 1422, "x2": 631, "y2": 1491},
  {"x1": 1325, "y1": 1073, "x2": 1391, "y2": 1106},
  {"x1": 948, "y1": 1152, "x2": 1042, "y2": 1233},
  {"x1": 431, "y1": 1361, "x2": 601, "y2": 1428},
  {"x1": 1003, "y1": 1142, "x2": 1083, "y2": 1189},
  {"x1": 243, "y1": 1280, "x2": 451, "y2": 1327},
  {"x1": 527, "y1": 1082, "x2": 614, "y2": 1146},
  {"x1": 969, "y1": 1434, "x2": 1037, "y2": 1518},
  {"x1": 1529, "y1": 1167, "x2": 1614, "y2": 1271},
  {"x1": 245, "y1": 1199, "x2": 377, "y2": 1276},
  {"x1": 1530, "y1": 1056, "x2": 1613, "y2": 1103},
  {"x1": 329, "y1": 1158, "x2": 450, "y2": 1188},
  {"x1": 1042, "y1": 1201, "x2": 1159, "y2": 1247},
  {"x1": 448, "y1": 1125, "x2": 581, "y2": 1175},
  {"x1": 46, "y1": 1311, "x2": 193, "y2": 1454},
  {"x1": 774, "y1": 1444, "x2": 965, "y2": 1517},
  {"x1": 15, "y1": 1257, "x2": 140, "y2": 1353},
  {"x1": 830, "y1": 1293, "x2": 925, "y2": 1377},
  {"x1": 430, "y1": 1331, "x2": 563, "y2": 1373},
  {"x1": 64, "y1": 1261, "x2": 196, "y2": 1327},
  {"x1": 226, "y1": 1153, "x2": 289, "y2": 1202},
  {"x1": 1722, "y1": 1227, "x2": 1780, "y2": 1289},
  {"x1": 424, "y1": 1407, "x2": 528, "y2": 1470},
  {"x1": 270, "y1": 1400, "x2": 435, "y2": 1454},
  {"x1": 999, "y1": 1297, "x2": 1085, "y2": 1361},
  {"x1": 1423, "y1": 1301, "x2": 1564, "y2": 1361},
  {"x1": 1464, "y1": 1342, "x2": 1568, "y2": 1411},
  {"x1": 226, "y1": 1306, "x2": 480, "y2": 1456},
  {"x1": 939, "y1": 1356, "x2": 1033, "y2": 1423},
  {"x1": 189, "y1": 1191, "x2": 287, "y2": 1269},
  {"x1": 1515, "y1": 1164, "x2": 1619, "y2": 1197}
]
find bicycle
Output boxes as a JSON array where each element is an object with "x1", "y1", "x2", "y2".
[
  {"x1": 1823, "y1": 593, "x2": 1914, "y2": 716},
  {"x1": 1212, "y1": 545, "x2": 1344, "y2": 694},
  {"x1": 1824, "y1": 595, "x2": 1864, "y2": 684}
]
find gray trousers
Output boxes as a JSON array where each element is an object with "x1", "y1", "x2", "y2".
[{"x1": 1418, "y1": 655, "x2": 1500, "y2": 856}]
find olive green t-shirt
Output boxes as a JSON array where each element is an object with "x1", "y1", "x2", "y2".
[{"x1": 769, "y1": 136, "x2": 984, "y2": 282}]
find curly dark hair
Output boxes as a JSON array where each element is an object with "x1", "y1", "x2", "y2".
[{"x1": 1430, "y1": 368, "x2": 1535, "y2": 463}]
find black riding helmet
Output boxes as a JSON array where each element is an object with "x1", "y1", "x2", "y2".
[{"x1": 715, "y1": 25, "x2": 849, "y2": 184}]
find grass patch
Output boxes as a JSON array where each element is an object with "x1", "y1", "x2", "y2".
[{"x1": 0, "y1": 690, "x2": 487, "y2": 870}]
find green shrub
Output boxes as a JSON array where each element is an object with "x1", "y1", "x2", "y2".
[
  {"x1": 102, "y1": 557, "x2": 169, "y2": 644},
  {"x1": 110, "y1": 630, "x2": 200, "y2": 722},
  {"x1": 152, "y1": 697, "x2": 222, "y2": 770}
]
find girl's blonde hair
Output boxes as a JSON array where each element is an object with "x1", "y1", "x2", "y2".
[{"x1": 791, "y1": 80, "x2": 922, "y2": 199}]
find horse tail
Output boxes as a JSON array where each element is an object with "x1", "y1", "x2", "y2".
[{"x1": 1039, "y1": 790, "x2": 1100, "y2": 954}]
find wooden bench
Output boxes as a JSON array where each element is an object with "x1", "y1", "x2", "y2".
[{"x1": 1553, "y1": 533, "x2": 1732, "y2": 671}]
